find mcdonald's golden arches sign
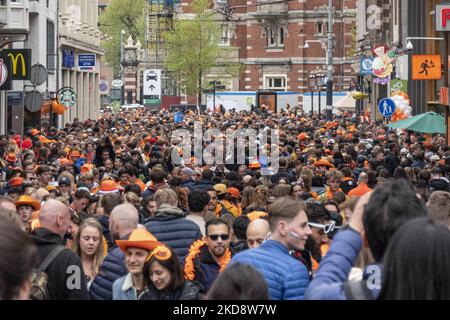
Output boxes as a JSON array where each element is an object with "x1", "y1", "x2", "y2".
[{"x1": 0, "y1": 49, "x2": 31, "y2": 80}]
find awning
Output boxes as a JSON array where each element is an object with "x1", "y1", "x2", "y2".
[{"x1": 334, "y1": 93, "x2": 356, "y2": 111}]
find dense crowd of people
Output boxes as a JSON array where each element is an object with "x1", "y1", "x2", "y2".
[{"x1": 0, "y1": 107, "x2": 449, "y2": 300}]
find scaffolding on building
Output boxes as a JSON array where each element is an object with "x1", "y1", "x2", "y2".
[{"x1": 144, "y1": 0, "x2": 178, "y2": 96}]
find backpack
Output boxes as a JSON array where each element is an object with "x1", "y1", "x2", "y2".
[
  {"x1": 30, "y1": 246, "x2": 66, "y2": 300},
  {"x1": 343, "y1": 280, "x2": 374, "y2": 300}
]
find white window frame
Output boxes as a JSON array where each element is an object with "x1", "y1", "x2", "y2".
[{"x1": 263, "y1": 74, "x2": 287, "y2": 91}]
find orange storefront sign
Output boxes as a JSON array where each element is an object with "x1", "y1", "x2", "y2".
[{"x1": 412, "y1": 55, "x2": 442, "y2": 80}]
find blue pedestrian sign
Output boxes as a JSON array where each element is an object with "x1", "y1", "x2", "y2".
[{"x1": 378, "y1": 98, "x2": 396, "y2": 117}]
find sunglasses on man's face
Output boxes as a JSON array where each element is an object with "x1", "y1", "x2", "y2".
[
  {"x1": 208, "y1": 234, "x2": 230, "y2": 241},
  {"x1": 308, "y1": 220, "x2": 338, "y2": 234}
]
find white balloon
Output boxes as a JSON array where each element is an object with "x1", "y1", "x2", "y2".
[
  {"x1": 407, "y1": 106, "x2": 412, "y2": 112},
  {"x1": 404, "y1": 109, "x2": 412, "y2": 117}
]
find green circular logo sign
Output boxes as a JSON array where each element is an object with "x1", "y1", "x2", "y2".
[{"x1": 57, "y1": 87, "x2": 77, "y2": 108}]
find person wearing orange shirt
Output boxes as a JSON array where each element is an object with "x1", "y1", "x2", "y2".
[
  {"x1": 316, "y1": 170, "x2": 344, "y2": 202},
  {"x1": 348, "y1": 172, "x2": 373, "y2": 198}
]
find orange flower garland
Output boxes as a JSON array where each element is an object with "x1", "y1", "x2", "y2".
[{"x1": 184, "y1": 238, "x2": 232, "y2": 281}]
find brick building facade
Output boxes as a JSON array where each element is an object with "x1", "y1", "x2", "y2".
[{"x1": 179, "y1": 0, "x2": 358, "y2": 107}]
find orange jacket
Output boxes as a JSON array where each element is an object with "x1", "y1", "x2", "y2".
[{"x1": 348, "y1": 182, "x2": 373, "y2": 197}]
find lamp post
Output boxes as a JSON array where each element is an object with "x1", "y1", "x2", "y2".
[
  {"x1": 307, "y1": 75, "x2": 316, "y2": 116},
  {"x1": 316, "y1": 73, "x2": 325, "y2": 119},
  {"x1": 120, "y1": 29, "x2": 126, "y2": 105},
  {"x1": 325, "y1": 0, "x2": 334, "y2": 121},
  {"x1": 304, "y1": 40, "x2": 327, "y2": 118},
  {"x1": 209, "y1": 80, "x2": 221, "y2": 112}
]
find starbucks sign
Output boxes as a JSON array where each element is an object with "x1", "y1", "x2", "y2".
[{"x1": 57, "y1": 87, "x2": 77, "y2": 108}]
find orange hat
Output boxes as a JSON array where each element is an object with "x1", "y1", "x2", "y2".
[
  {"x1": 15, "y1": 195, "x2": 41, "y2": 211},
  {"x1": 10, "y1": 177, "x2": 23, "y2": 187},
  {"x1": 227, "y1": 187, "x2": 240, "y2": 199},
  {"x1": 320, "y1": 128, "x2": 326, "y2": 133},
  {"x1": 314, "y1": 158, "x2": 335, "y2": 168},
  {"x1": 116, "y1": 229, "x2": 160, "y2": 253},
  {"x1": 247, "y1": 211, "x2": 268, "y2": 221},
  {"x1": 298, "y1": 132, "x2": 310, "y2": 141},
  {"x1": 31, "y1": 129, "x2": 40, "y2": 136},
  {"x1": 249, "y1": 161, "x2": 261, "y2": 169},
  {"x1": 98, "y1": 180, "x2": 120, "y2": 194},
  {"x1": 5, "y1": 152, "x2": 17, "y2": 163},
  {"x1": 81, "y1": 164, "x2": 93, "y2": 174},
  {"x1": 38, "y1": 136, "x2": 56, "y2": 144},
  {"x1": 46, "y1": 185, "x2": 57, "y2": 192},
  {"x1": 60, "y1": 158, "x2": 73, "y2": 167}
]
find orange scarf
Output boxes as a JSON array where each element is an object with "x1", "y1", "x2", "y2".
[{"x1": 184, "y1": 239, "x2": 231, "y2": 281}]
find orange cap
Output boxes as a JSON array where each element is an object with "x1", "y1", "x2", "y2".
[{"x1": 227, "y1": 187, "x2": 240, "y2": 199}]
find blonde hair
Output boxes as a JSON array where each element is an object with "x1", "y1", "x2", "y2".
[
  {"x1": 123, "y1": 192, "x2": 141, "y2": 211},
  {"x1": 71, "y1": 218, "x2": 106, "y2": 277}
]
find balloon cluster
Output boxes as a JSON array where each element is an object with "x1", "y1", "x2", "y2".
[{"x1": 390, "y1": 91, "x2": 412, "y2": 122}]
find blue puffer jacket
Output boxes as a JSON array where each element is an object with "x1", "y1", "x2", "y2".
[
  {"x1": 144, "y1": 204, "x2": 202, "y2": 264},
  {"x1": 89, "y1": 237, "x2": 128, "y2": 300},
  {"x1": 305, "y1": 228, "x2": 376, "y2": 300},
  {"x1": 230, "y1": 240, "x2": 310, "y2": 300}
]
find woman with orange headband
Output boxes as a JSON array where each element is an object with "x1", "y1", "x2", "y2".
[{"x1": 140, "y1": 245, "x2": 201, "y2": 300}]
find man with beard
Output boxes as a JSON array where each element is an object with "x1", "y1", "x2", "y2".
[
  {"x1": 184, "y1": 218, "x2": 234, "y2": 293},
  {"x1": 89, "y1": 204, "x2": 139, "y2": 300},
  {"x1": 301, "y1": 203, "x2": 332, "y2": 274}
]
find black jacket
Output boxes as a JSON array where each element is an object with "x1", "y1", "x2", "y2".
[
  {"x1": 385, "y1": 152, "x2": 400, "y2": 176},
  {"x1": 139, "y1": 281, "x2": 201, "y2": 300},
  {"x1": 192, "y1": 180, "x2": 215, "y2": 192},
  {"x1": 31, "y1": 228, "x2": 90, "y2": 300},
  {"x1": 270, "y1": 168, "x2": 295, "y2": 184},
  {"x1": 97, "y1": 215, "x2": 112, "y2": 249}
]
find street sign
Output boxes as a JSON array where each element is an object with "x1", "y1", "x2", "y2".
[
  {"x1": 390, "y1": 79, "x2": 408, "y2": 95},
  {"x1": 436, "y1": 4, "x2": 450, "y2": 31},
  {"x1": 1, "y1": 49, "x2": 31, "y2": 80},
  {"x1": 378, "y1": 98, "x2": 396, "y2": 117},
  {"x1": 99, "y1": 80, "x2": 109, "y2": 95},
  {"x1": 360, "y1": 57, "x2": 373, "y2": 75},
  {"x1": 110, "y1": 88, "x2": 122, "y2": 101},
  {"x1": 112, "y1": 79, "x2": 123, "y2": 87},
  {"x1": 143, "y1": 69, "x2": 161, "y2": 105},
  {"x1": 25, "y1": 90, "x2": 43, "y2": 112},
  {"x1": 62, "y1": 49, "x2": 75, "y2": 68},
  {"x1": 78, "y1": 54, "x2": 96, "y2": 71},
  {"x1": 57, "y1": 87, "x2": 77, "y2": 108},
  {"x1": 0, "y1": 57, "x2": 12, "y2": 90},
  {"x1": 412, "y1": 55, "x2": 442, "y2": 80},
  {"x1": 30, "y1": 64, "x2": 47, "y2": 86}
]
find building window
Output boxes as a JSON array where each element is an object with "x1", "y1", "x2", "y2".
[
  {"x1": 220, "y1": 24, "x2": 231, "y2": 46},
  {"x1": 278, "y1": 27, "x2": 284, "y2": 46},
  {"x1": 266, "y1": 28, "x2": 276, "y2": 47},
  {"x1": 266, "y1": 27, "x2": 285, "y2": 48},
  {"x1": 317, "y1": 22, "x2": 323, "y2": 34},
  {"x1": 265, "y1": 76, "x2": 287, "y2": 91},
  {"x1": 47, "y1": 20, "x2": 56, "y2": 71}
]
